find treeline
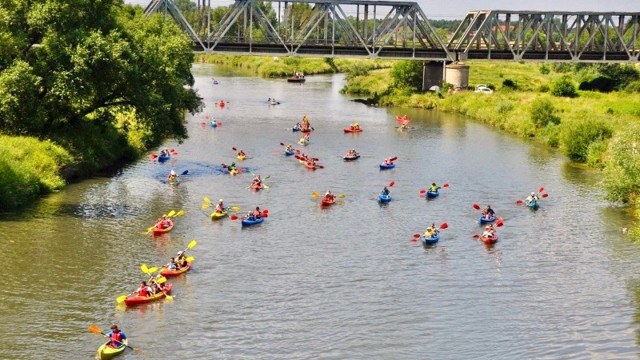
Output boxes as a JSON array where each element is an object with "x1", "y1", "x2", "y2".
[{"x1": 0, "y1": 0, "x2": 202, "y2": 209}]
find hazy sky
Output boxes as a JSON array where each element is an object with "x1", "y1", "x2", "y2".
[{"x1": 126, "y1": 0, "x2": 639, "y2": 19}]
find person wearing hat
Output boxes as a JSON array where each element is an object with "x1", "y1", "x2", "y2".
[
  {"x1": 215, "y1": 199, "x2": 225, "y2": 214},
  {"x1": 526, "y1": 192, "x2": 539, "y2": 204},
  {"x1": 167, "y1": 169, "x2": 179, "y2": 181},
  {"x1": 107, "y1": 325, "x2": 127, "y2": 348},
  {"x1": 177, "y1": 250, "x2": 188, "y2": 268},
  {"x1": 424, "y1": 223, "x2": 438, "y2": 238}
]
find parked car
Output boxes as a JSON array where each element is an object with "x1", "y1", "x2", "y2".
[{"x1": 475, "y1": 85, "x2": 494, "y2": 94}]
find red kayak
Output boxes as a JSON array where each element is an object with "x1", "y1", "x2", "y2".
[
  {"x1": 251, "y1": 183, "x2": 263, "y2": 190},
  {"x1": 481, "y1": 234, "x2": 498, "y2": 244},
  {"x1": 124, "y1": 283, "x2": 173, "y2": 306},
  {"x1": 305, "y1": 162, "x2": 316, "y2": 170},
  {"x1": 152, "y1": 222, "x2": 174, "y2": 236},
  {"x1": 160, "y1": 262, "x2": 192, "y2": 277},
  {"x1": 321, "y1": 196, "x2": 336, "y2": 206},
  {"x1": 344, "y1": 127, "x2": 363, "y2": 133}
]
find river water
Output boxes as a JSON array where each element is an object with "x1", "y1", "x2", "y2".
[{"x1": 2, "y1": 64, "x2": 640, "y2": 359}]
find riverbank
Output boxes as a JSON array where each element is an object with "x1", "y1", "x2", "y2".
[
  {"x1": 342, "y1": 61, "x2": 640, "y2": 239},
  {"x1": 196, "y1": 54, "x2": 394, "y2": 78}
]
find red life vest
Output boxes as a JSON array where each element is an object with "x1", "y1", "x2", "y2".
[
  {"x1": 110, "y1": 331, "x2": 123, "y2": 347},
  {"x1": 138, "y1": 286, "x2": 148, "y2": 296}
]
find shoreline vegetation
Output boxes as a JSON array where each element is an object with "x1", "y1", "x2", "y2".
[
  {"x1": 0, "y1": 3, "x2": 201, "y2": 210},
  {"x1": 341, "y1": 60, "x2": 640, "y2": 239}
]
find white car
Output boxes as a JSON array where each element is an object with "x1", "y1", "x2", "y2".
[{"x1": 475, "y1": 85, "x2": 494, "y2": 94}]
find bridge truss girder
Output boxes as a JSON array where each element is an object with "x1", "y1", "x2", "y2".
[
  {"x1": 144, "y1": 0, "x2": 452, "y2": 61},
  {"x1": 448, "y1": 11, "x2": 640, "y2": 62}
]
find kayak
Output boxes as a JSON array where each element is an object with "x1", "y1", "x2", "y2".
[
  {"x1": 426, "y1": 190, "x2": 439, "y2": 198},
  {"x1": 211, "y1": 211, "x2": 228, "y2": 220},
  {"x1": 525, "y1": 201, "x2": 539, "y2": 209},
  {"x1": 124, "y1": 283, "x2": 173, "y2": 306},
  {"x1": 292, "y1": 126, "x2": 300, "y2": 132},
  {"x1": 242, "y1": 217, "x2": 264, "y2": 226},
  {"x1": 237, "y1": 155, "x2": 246, "y2": 161},
  {"x1": 304, "y1": 162, "x2": 316, "y2": 170},
  {"x1": 97, "y1": 340, "x2": 128, "y2": 360},
  {"x1": 301, "y1": 128, "x2": 312, "y2": 133},
  {"x1": 481, "y1": 234, "x2": 499, "y2": 244},
  {"x1": 343, "y1": 155, "x2": 360, "y2": 161},
  {"x1": 379, "y1": 163, "x2": 395, "y2": 169},
  {"x1": 298, "y1": 139, "x2": 309, "y2": 146},
  {"x1": 421, "y1": 233, "x2": 440, "y2": 245},
  {"x1": 250, "y1": 183, "x2": 264, "y2": 190},
  {"x1": 158, "y1": 154, "x2": 170, "y2": 162},
  {"x1": 229, "y1": 169, "x2": 238, "y2": 176},
  {"x1": 152, "y1": 223, "x2": 173, "y2": 236},
  {"x1": 284, "y1": 150, "x2": 295, "y2": 156},
  {"x1": 210, "y1": 121, "x2": 217, "y2": 128},
  {"x1": 213, "y1": 80, "x2": 219, "y2": 85},
  {"x1": 160, "y1": 262, "x2": 192, "y2": 277},
  {"x1": 321, "y1": 197, "x2": 336, "y2": 207},
  {"x1": 479, "y1": 215, "x2": 496, "y2": 223},
  {"x1": 344, "y1": 127, "x2": 363, "y2": 133},
  {"x1": 378, "y1": 194, "x2": 392, "y2": 203}
]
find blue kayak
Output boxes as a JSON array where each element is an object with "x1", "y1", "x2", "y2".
[
  {"x1": 426, "y1": 190, "x2": 439, "y2": 198},
  {"x1": 284, "y1": 150, "x2": 295, "y2": 156},
  {"x1": 292, "y1": 126, "x2": 300, "y2": 132},
  {"x1": 379, "y1": 163, "x2": 395, "y2": 170},
  {"x1": 242, "y1": 217, "x2": 264, "y2": 226},
  {"x1": 158, "y1": 154, "x2": 170, "y2": 162},
  {"x1": 210, "y1": 121, "x2": 217, "y2": 128},
  {"x1": 421, "y1": 233, "x2": 440, "y2": 245},
  {"x1": 479, "y1": 215, "x2": 496, "y2": 223},
  {"x1": 213, "y1": 80, "x2": 219, "y2": 85},
  {"x1": 525, "y1": 200, "x2": 539, "y2": 209},
  {"x1": 378, "y1": 194, "x2": 392, "y2": 203}
]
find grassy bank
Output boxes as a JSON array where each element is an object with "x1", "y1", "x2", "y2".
[
  {"x1": 343, "y1": 61, "x2": 640, "y2": 239},
  {"x1": 197, "y1": 54, "x2": 394, "y2": 78}
]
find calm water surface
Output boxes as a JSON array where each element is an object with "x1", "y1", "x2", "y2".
[{"x1": 1, "y1": 64, "x2": 640, "y2": 359}]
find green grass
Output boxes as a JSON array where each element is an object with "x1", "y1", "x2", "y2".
[{"x1": 0, "y1": 136, "x2": 73, "y2": 209}]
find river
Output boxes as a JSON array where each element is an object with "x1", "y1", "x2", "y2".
[{"x1": 1, "y1": 64, "x2": 640, "y2": 359}]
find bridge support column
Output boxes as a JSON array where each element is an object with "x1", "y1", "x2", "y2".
[{"x1": 422, "y1": 61, "x2": 443, "y2": 91}]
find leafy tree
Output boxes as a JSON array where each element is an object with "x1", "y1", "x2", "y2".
[
  {"x1": 390, "y1": 60, "x2": 423, "y2": 91},
  {"x1": 551, "y1": 76, "x2": 578, "y2": 97},
  {"x1": 530, "y1": 98, "x2": 560, "y2": 128}
]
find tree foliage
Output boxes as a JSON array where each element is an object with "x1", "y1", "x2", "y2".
[
  {"x1": 529, "y1": 98, "x2": 560, "y2": 128},
  {"x1": 551, "y1": 76, "x2": 578, "y2": 98},
  {"x1": 390, "y1": 60, "x2": 423, "y2": 91}
]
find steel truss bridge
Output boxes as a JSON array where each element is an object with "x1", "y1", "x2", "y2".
[{"x1": 144, "y1": 0, "x2": 640, "y2": 63}]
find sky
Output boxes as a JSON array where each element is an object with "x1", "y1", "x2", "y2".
[{"x1": 126, "y1": 0, "x2": 639, "y2": 19}]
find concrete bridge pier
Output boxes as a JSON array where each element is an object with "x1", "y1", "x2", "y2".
[{"x1": 422, "y1": 61, "x2": 444, "y2": 91}]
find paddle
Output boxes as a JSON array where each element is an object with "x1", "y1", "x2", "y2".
[
  {"x1": 172, "y1": 210, "x2": 185, "y2": 218},
  {"x1": 496, "y1": 218, "x2": 504, "y2": 227},
  {"x1": 167, "y1": 210, "x2": 176, "y2": 218},
  {"x1": 389, "y1": 181, "x2": 395, "y2": 187},
  {"x1": 312, "y1": 191, "x2": 319, "y2": 198},
  {"x1": 88, "y1": 325, "x2": 137, "y2": 351},
  {"x1": 280, "y1": 142, "x2": 285, "y2": 146},
  {"x1": 180, "y1": 170, "x2": 189, "y2": 176},
  {"x1": 232, "y1": 147, "x2": 237, "y2": 151},
  {"x1": 473, "y1": 204, "x2": 481, "y2": 210}
]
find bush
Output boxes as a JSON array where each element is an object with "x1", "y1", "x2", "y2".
[
  {"x1": 578, "y1": 76, "x2": 616, "y2": 92},
  {"x1": 530, "y1": 98, "x2": 560, "y2": 128},
  {"x1": 497, "y1": 100, "x2": 514, "y2": 114},
  {"x1": 560, "y1": 118, "x2": 612, "y2": 162},
  {"x1": 538, "y1": 84, "x2": 550, "y2": 93},
  {"x1": 390, "y1": 60, "x2": 423, "y2": 91},
  {"x1": 345, "y1": 63, "x2": 371, "y2": 80},
  {"x1": 602, "y1": 124, "x2": 640, "y2": 203},
  {"x1": 596, "y1": 64, "x2": 640, "y2": 90},
  {"x1": 551, "y1": 76, "x2": 578, "y2": 97},
  {"x1": 552, "y1": 63, "x2": 571, "y2": 73},
  {"x1": 625, "y1": 80, "x2": 640, "y2": 93},
  {"x1": 539, "y1": 64, "x2": 550, "y2": 75},
  {"x1": 502, "y1": 78, "x2": 518, "y2": 90}
]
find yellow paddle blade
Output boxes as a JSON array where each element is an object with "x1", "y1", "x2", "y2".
[
  {"x1": 116, "y1": 295, "x2": 128, "y2": 303},
  {"x1": 186, "y1": 256, "x2": 195, "y2": 262},
  {"x1": 162, "y1": 214, "x2": 167, "y2": 217},
  {"x1": 187, "y1": 240, "x2": 197, "y2": 249},
  {"x1": 148, "y1": 266, "x2": 158, "y2": 274},
  {"x1": 311, "y1": 192, "x2": 319, "y2": 198},
  {"x1": 145, "y1": 226, "x2": 154, "y2": 234},
  {"x1": 230, "y1": 206, "x2": 240, "y2": 211},
  {"x1": 157, "y1": 276, "x2": 167, "y2": 284},
  {"x1": 175, "y1": 210, "x2": 185, "y2": 217},
  {"x1": 264, "y1": 185, "x2": 270, "y2": 189},
  {"x1": 204, "y1": 197, "x2": 211, "y2": 203},
  {"x1": 201, "y1": 204, "x2": 210, "y2": 209},
  {"x1": 165, "y1": 294, "x2": 173, "y2": 301},
  {"x1": 88, "y1": 325, "x2": 102, "y2": 334},
  {"x1": 338, "y1": 194, "x2": 346, "y2": 198},
  {"x1": 167, "y1": 210, "x2": 176, "y2": 217},
  {"x1": 140, "y1": 264, "x2": 149, "y2": 274}
]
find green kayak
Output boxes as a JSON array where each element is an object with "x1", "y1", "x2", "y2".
[{"x1": 97, "y1": 340, "x2": 127, "y2": 360}]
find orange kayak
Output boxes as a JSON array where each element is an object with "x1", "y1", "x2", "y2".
[
  {"x1": 160, "y1": 262, "x2": 192, "y2": 277},
  {"x1": 153, "y1": 223, "x2": 173, "y2": 235}
]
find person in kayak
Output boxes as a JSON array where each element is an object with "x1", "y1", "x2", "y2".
[
  {"x1": 167, "y1": 169, "x2": 179, "y2": 181},
  {"x1": 383, "y1": 158, "x2": 394, "y2": 165},
  {"x1": 526, "y1": 192, "x2": 539, "y2": 204},
  {"x1": 429, "y1": 183, "x2": 440, "y2": 192},
  {"x1": 252, "y1": 175, "x2": 262, "y2": 186},
  {"x1": 149, "y1": 276, "x2": 163, "y2": 295},
  {"x1": 482, "y1": 225, "x2": 496, "y2": 238},
  {"x1": 137, "y1": 281, "x2": 152, "y2": 297},
  {"x1": 285, "y1": 144, "x2": 293, "y2": 152},
  {"x1": 424, "y1": 224, "x2": 438, "y2": 238},
  {"x1": 346, "y1": 149, "x2": 358, "y2": 157},
  {"x1": 381, "y1": 186, "x2": 390, "y2": 196},
  {"x1": 215, "y1": 199, "x2": 225, "y2": 213},
  {"x1": 166, "y1": 257, "x2": 181, "y2": 271},
  {"x1": 228, "y1": 162, "x2": 237, "y2": 171},
  {"x1": 323, "y1": 190, "x2": 335, "y2": 202},
  {"x1": 238, "y1": 149, "x2": 246, "y2": 157},
  {"x1": 160, "y1": 148, "x2": 170, "y2": 156},
  {"x1": 481, "y1": 205, "x2": 495, "y2": 219},
  {"x1": 177, "y1": 251, "x2": 188, "y2": 268},
  {"x1": 107, "y1": 325, "x2": 127, "y2": 348},
  {"x1": 350, "y1": 122, "x2": 360, "y2": 130}
]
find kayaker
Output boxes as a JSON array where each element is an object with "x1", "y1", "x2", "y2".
[
  {"x1": 107, "y1": 325, "x2": 127, "y2": 348},
  {"x1": 383, "y1": 158, "x2": 394, "y2": 165},
  {"x1": 137, "y1": 281, "x2": 151, "y2": 297},
  {"x1": 429, "y1": 183, "x2": 440, "y2": 192},
  {"x1": 246, "y1": 211, "x2": 255, "y2": 221},
  {"x1": 149, "y1": 277, "x2": 162, "y2": 295},
  {"x1": 482, "y1": 225, "x2": 496, "y2": 237},
  {"x1": 253, "y1": 206, "x2": 262, "y2": 219},
  {"x1": 324, "y1": 190, "x2": 335, "y2": 201},
  {"x1": 167, "y1": 169, "x2": 178, "y2": 181},
  {"x1": 166, "y1": 257, "x2": 181, "y2": 271},
  {"x1": 285, "y1": 144, "x2": 293, "y2": 152},
  {"x1": 425, "y1": 224, "x2": 438, "y2": 238},
  {"x1": 238, "y1": 149, "x2": 246, "y2": 157},
  {"x1": 252, "y1": 175, "x2": 262, "y2": 186},
  {"x1": 177, "y1": 251, "x2": 188, "y2": 267},
  {"x1": 481, "y1": 205, "x2": 495, "y2": 219},
  {"x1": 381, "y1": 186, "x2": 390, "y2": 196},
  {"x1": 526, "y1": 192, "x2": 539, "y2": 203},
  {"x1": 228, "y1": 162, "x2": 237, "y2": 171},
  {"x1": 215, "y1": 199, "x2": 225, "y2": 213},
  {"x1": 161, "y1": 148, "x2": 169, "y2": 156}
]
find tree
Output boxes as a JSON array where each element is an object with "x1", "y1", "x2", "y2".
[
  {"x1": 551, "y1": 76, "x2": 578, "y2": 97},
  {"x1": 390, "y1": 60, "x2": 423, "y2": 91},
  {"x1": 529, "y1": 98, "x2": 560, "y2": 128}
]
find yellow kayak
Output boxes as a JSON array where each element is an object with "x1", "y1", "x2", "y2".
[
  {"x1": 229, "y1": 169, "x2": 238, "y2": 176},
  {"x1": 97, "y1": 340, "x2": 127, "y2": 360},
  {"x1": 237, "y1": 155, "x2": 246, "y2": 160},
  {"x1": 211, "y1": 211, "x2": 228, "y2": 220}
]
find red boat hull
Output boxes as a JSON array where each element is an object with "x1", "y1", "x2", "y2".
[{"x1": 124, "y1": 283, "x2": 173, "y2": 306}]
